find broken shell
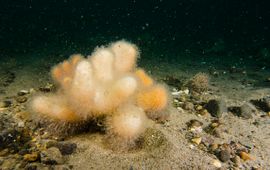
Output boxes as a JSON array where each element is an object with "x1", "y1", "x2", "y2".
[
  {"x1": 212, "y1": 159, "x2": 222, "y2": 168},
  {"x1": 191, "y1": 137, "x2": 202, "y2": 145}
]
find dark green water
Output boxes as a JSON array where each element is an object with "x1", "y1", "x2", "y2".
[{"x1": 0, "y1": 0, "x2": 270, "y2": 69}]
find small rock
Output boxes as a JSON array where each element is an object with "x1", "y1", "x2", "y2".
[
  {"x1": 40, "y1": 147, "x2": 64, "y2": 165},
  {"x1": 209, "y1": 143, "x2": 219, "y2": 152},
  {"x1": 39, "y1": 84, "x2": 55, "y2": 93},
  {"x1": 18, "y1": 121, "x2": 25, "y2": 128},
  {"x1": 232, "y1": 155, "x2": 241, "y2": 167},
  {"x1": 40, "y1": 139, "x2": 57, "y2": 148},
  {"x1": 250, "y1": 97, "x2": 270, "y2": 112},
  {"x1": 0, "y1": 148, "x2": 9, "y2": 156},
  {"x1": 195, "y1": 105, "x2": 203, "y2": 111},
  {"x1": 0, "y1": 129, "x2": 20, "y2": 150},
  {"x1": 212, "y1": 159, "x2": 222, "y2": 168},
  {"x1": 239, "y1": 151, "x2": 254, "y2": 161},
  {"x1": 238, "y1": 103, "x2": 257, "y2": 119},
  {"x1": 25, "y1": 162, "x2": 50, "y2": 170},
  {"x1": 17, "y1": 90, "x2": 29, "y2": 96},
  {"x1": 218, "y1": 149, "x2": 231, "y2": 162},
  {"x1": 183, "y1": 102, "x2": 194, "y2": 110},
  {"x1": 188, "y1": 119, "x2": 203, "y2": 127},
  {"x1": 54, "y1": 165, "x2": 72, "y2": 170},
  {"x1": 0, "y1": 100, "x2": 12, "y2": 108},
  {"x1": 1, "y1": 158, "x2": 17, "y2": 169},
  {"x1": 205, "y1": 99, "x2": 227, "y2": 117},
  {"x1": 191, "y1": 137, "x2": 202, "y2": 145},
  {"x1": 23, "y1": 152, "x2": 39, "y2": 162},
  {"x1": 212, "y1": 128, "x2": 222, "y2": 138},
  {"x1": 199, "y1": 109, "x2": 209, "y2": 116},
  {"x1": 56, "y1": 142, "x2": 77, "y2": 155},
  {"x1": 16, "y1": 96, "x2": 28, "y2": 103}
]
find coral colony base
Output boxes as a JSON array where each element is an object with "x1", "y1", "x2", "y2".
[{"x1": 30, "y1": 40, "x2": 170, "y2": 149}]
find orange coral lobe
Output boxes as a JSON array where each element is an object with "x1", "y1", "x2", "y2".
[
  {"x1": 135, "y1": 69, "x2": 153, "y2": 87},
  {"x1": 71, "y1": 54, "x2": 82, "y2": 65},
  {"x1": 62, "y1": 61, "x2": 71, "y2": 73},
  {"x1": 136, "y1": 85, "x2": 168, "y2": 112},
  {"x1": 55, "y1": 109, "x2": 80, "y2": 122},
  {"x1": 51, "y1": 66, "x2": 62, "y2": 81}
]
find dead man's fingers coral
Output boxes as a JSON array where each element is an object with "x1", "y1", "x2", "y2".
[
  {"x1": 29, "y1": 40, "x2": 171, "y2": 149},
  {"x1": 136, "y1": 85, "x2": 169, "y2": 119},
  {"x1": 89, "y1": 47, "x2": 114, "y2": 82},
  {"x1": 51, "y1": 54, "x2": 83, "y2": 90},
  {"x1": 31, "y1": 95, "x2": 81, "y2": 122},
  {"x1": 135, "y1": 68, "x2": 154, "y2": 87},
  {"x1": 110, "y1": 40, "x2": 139, "y2": 73},
  {"x1": 106, "y1": 104, "x2": 148, "y2": 148}
]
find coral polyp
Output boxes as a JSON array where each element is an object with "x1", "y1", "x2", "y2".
[{"x1": 30, "y1": 40, "x2": 170, "y2": 148}]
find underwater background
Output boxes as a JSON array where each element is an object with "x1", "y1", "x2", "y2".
[{"x1": 1, "y1": 0, "x2": 270, "y2": 68}]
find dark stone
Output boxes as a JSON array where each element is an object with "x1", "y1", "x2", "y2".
[
  {"x1": 0, "y1": 128, "x2": 30, "y2": 152},
  {"x1": 239, "y1": 103, "x2": 256, "y2": 119},
  {"x1": 205, "y1": 99, "x2": 227, "y2": 117},
  {"x1": 0, "y1": 100, "x2": 12, "y2": 108},
  {"x1": 162, "y1": 76, "x2": 183, "y2": 88},
  {"x1": 0, "y1": 129, "x2": 20, "y2": 150},
  {"x1": 38, "y1": 87, "x2": 51, "y2": 93},
  {"x1": 54, "y1": 165, "x2": 72, "y2": 170},
  {"x1": 212, "y1": 128, "x2": 222, "y2": 138},
  {"x1": 40, "y1": 147, "x2": 64, "y2": 165},
  {"x1": 25, "y1": 163, "x2": 48, "y2": 170},
  {"x1": 217, "y1": 149, "x2": 231, "y2": 162},
  {"x1": 183, "y1": 102, "x2": 194, "y2": 111},
  {"x1": 56, "y1": 142, "x2": 77, "y2": 155},
  {"x1": 187, "y1": 119, "x2": 203, "y2": 128},
  {"x1": 17, "y1": 90, "x2": 29, "y2": 96},
  {"x1": 250, "y1": 97, "x2": 270, "y2": 112},
  {"x1": 16, "y1": 96, "x2": 28, "y2": 103}
]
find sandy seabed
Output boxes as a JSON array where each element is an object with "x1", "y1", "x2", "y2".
[{"x1": 0, "y1": 53, "x2": 270, "y2": 170}]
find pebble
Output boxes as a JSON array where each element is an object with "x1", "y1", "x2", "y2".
[
  {"x1": 195, "y1": 105, "x2": 203, "y2": 111},
  {"x1": 23, "y1": 152, "x2": 39, "y2": 162},
  {"x1": 209, "y1": 143, "x2": 219, "y2": 152},
  {"x1": 250, "y1": 97, "x2": 270, "y2": 112},
  {"x1": 0, "y1": 129, "x2": 20, "y2": 149},
  {"x1": 0, "y1": 100, "x2": 12, "y2": 108},
  {"x1": 17, "y1": 90, "x2": 29, "y2": 96},
  {"x1": 218, "y1": 149, "x2": 231, "y2": 162},
  {"x1": 25, "y1": 162, "x2": 50, "y2": 170},
  {"x1": 205, "y1": 99, "x2": 227, "y2": 117},
  {"x1": 39, "y1": 84, "x2": 54, "y2": 93},
  {"x1": 212, "y1": 128, "x2": 222, "y2": 138},
  {"x1": 191, "y1": 137, "x2": 202, "y2": 145},
  {"x1": 54, "y1": 165, "x2": 72, "y2": 170},
  {"x1": 238, "y1": 103, "x2": 257, "y2": 119},
  {"x1": 239, "y1": 151, "x2": 254, "y2": 161},
  {"x1": 40, "y1": 147, "x2": 64, "y2": 165},
  {"x1": 183, "y1": 102, "x2": 194, "y2": 110},
  {"x1": 232, "y1": 155, "x2": 241, "y2": 167},
  {"x1": 56, "y1": 142, "x2": 77, "y2": 155},
  {"x1": 188, "y1": 119, "x2": 203, "y2": 127},
  {"x1": 16, "y1": 96, "x2": 28, "y2": 103},
  {"x1": 199, "y1": 109, "x2": 209, "y2": 116},
  {"x1": 1, "y1": 158, "x2": 17, "y2": 169},
  {"x1": 212, "y1": 159, "x2": 222, "y2": 168}
]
